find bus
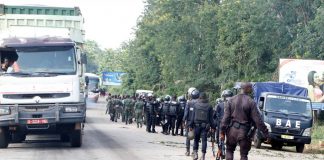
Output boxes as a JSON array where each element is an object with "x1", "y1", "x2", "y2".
[{"x1": 85, "y1": 73, "x2": 101, "y2": 103}]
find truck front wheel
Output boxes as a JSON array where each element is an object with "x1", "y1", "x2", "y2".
[
  {"x1": 0, "y1": 127, "x2": 9, "y2": 148},
  {"x1": 11, "y1": 133, "x2": 26, "y2": 143},
  {"x1": 271, "y1": 141, "x2": 283, "y2": 150},
  {"x1": 253, "y1": 132, "x2": 262, "y2": 149},
  {"x1": 296, "y1": 144, "x2": 305, "y2": 153},
  {"x1": 70, "y1": 130, "x2": 82, "y2": 147}
]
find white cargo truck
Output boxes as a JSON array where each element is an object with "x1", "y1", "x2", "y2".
[{"x1": 0, "y1": 4, "x2": 87, "y2": 148}]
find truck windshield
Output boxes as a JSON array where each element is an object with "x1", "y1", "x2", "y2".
[
  {"x1": 88, "y1": 77, "x2": 100, "y2": 91},
  {"x1": 15, "y1": 46, "x2": 76, "y2": 74},
  {"x1": 265, "y1": 95, "x2": 312, "y2": 117}
]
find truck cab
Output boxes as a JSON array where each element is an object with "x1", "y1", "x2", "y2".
[
  {"x1": 253, "y1": 82, "x2": 313, "y2": 153},
  {"x1": 0, "y1": 4, "x2": 87, "y2": 148},
  {"x1": 0, "y1": 37, "x2": 87, "y2": 148}
]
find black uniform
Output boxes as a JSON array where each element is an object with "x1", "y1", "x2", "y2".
[
  {"x1": 213, "y1": 101, "x2": 225, "y2": 144},
  {"x1": 188, "y1": 99, "x2": 214, "y2": 154},
  {"x1": 221, "y1": 94, "x2": 269, "y2": 160},
  {"x1": 169, "y1": 100, "x2": 179, "y2": 136},
  {"x1": 160, "y1": 101, "x2": 170, "y2": 134},
  {"x1": 183, "y1": 99, "x2": 197, "y2": 153},
  {"x1": 146, "y1": 100, "x2": 159, "y2": 133},
  {"x1": 176, "y1": 100, "x2": 186, "y2": 136},
  {"x1": 144, "y1": 100, "x2": 150, "y2": 131}
]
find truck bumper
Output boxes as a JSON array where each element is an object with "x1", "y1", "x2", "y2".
[
  {"x1": 0, "y1": 103, "x2": 86, "y2": 133},
  {"x1": 269, "y1": 132, "x2": 311, "y2": 144}
]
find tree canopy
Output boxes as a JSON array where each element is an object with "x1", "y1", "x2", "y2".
[{"x1": 84, "y1": 0, "x2": 324, "y2": 98}]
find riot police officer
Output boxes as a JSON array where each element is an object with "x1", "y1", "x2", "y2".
[
  {"x1": 183, "y1": 88, "x2": 200, "y2": 156},
  {"x1": 169, "y1": 95, "x2": 179, "y2": 136},
  {"x1": 146, "y1": 94, "x2": 159, "y2": 133},
  {"x1": 176, "y1": 95, "x2": 186, "y2": 136},
  {"x1": 188, "y1": 92, "x2": 214, "y2": 160},
  {"x1": 214, "y1": 89, "x2": 233, "y2": 144},
  {"x1": 220, "y1": 83, "x2": 269, "y2": 160},
  {"x1": 161, "y1": 95, "x2": 171, "y2": 134}
]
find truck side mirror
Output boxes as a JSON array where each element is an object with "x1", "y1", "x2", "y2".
[
  {"x1": 85, "y1": 76, "x2": 89, "y2": 85},
  {"x1": 258, "y1": 101, "x2": 264, "y2": 110},
  {"x1": 81, "y1": 52, "x2": 87, "y2": 64}
]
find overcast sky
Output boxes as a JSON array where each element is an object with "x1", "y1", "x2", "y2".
[{"x1": 0, "y1": 0, "x2": 146, "y2": 49}]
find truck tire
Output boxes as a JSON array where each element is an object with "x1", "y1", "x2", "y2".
[
  {"x1": 70, "y1": 130, "x2": 82, "y2": 147},
  {"x1": 271, "y1": 141, "x2": 283, "y2": 150},
  {"x1": 61, "y1": 134, "x2": 70, "y2": 142},
  {"x1": 296, "y1": 144, "x2": 305, "y2": 153},
  {"x1": 253, "y1": 132, "x2": 262, "y2": 149},
  {"x1": 11, "y1": 133, "x2": 26, "y2": 143},
  {"x1": 0, "y1": 128, "x2": 9, "y2": 148}
]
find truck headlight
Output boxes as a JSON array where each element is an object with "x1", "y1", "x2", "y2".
[
  {"x1": 302, "y1": 128, "x2": 312, "y2": 137},
  {"x1": 64, "y1": 106, "x2": 79, "y2": 113},
  {"x1": 0, "y1": 107, "x2": 11, "y2": 115},
  {"x1": 264, "y1": 122, "x2": 271, "y2": 132}
]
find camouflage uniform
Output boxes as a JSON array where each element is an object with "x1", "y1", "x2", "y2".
[
  {"x1": 124, "y1": 98, "x2": 135, "y2": 125},
  {"x1": 134, "y1": 100, "x2": 145, "y2": 128}
]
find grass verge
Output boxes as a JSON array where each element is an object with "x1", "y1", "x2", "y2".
[{"x1": 304, "y1": 124, "x2": 324, "y2": 154}]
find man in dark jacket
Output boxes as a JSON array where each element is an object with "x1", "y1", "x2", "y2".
[
  {"x1": 189, "y1": 92, "x2": 215, "y2": 160},
  {"x1": 220, "y1": 82, "x2": 269, "y2": 160}
]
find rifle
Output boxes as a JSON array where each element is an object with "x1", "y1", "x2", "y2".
[
  {"x1": 216, "y1": 138, "x2": 225, "y2": 160},
  {"x1": 247, "y1": 125, "x2": 256, "y2": 139},
  {"x1": 211, "y1": 130, "x2": 216, "y2": 157},
  {"x1": 105, "y1": 104, "x2": 109, "y2": 115}
]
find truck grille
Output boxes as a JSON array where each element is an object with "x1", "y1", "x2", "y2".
[
  {"x1": 272, "y1": 127, "x2": 301, "y2": 135},
  {"x1": 3, "y1": 93, "x2": 70, "y2": 99},
  {"x1": 20, "y1": 105, "x2": 54, "y2": 112},
  {"x1": 26, "y1": 124, "x2": 50, "y2": 130}
]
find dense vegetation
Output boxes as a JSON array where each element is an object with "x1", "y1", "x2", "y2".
[{"x1": 85, "y1": 0, "x2": 324, "y2": 98}]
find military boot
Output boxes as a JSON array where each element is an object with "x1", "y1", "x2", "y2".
[
  {"x1": 193, "y1": 150, "x2": 198, "y2": 160},
  {"x1": 185, "y1": 148, "x2": 190, "y2": 156},
  {"x1": 199, "y1": 153, "x2": 205, "y2": 160},
  {"x1": 172, "y1": 129, "x2": 176, "y2": 136}
]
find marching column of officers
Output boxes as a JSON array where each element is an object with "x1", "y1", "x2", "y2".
[{"x1": 105, "y1": 82, "x2": 270, "y2": 160}]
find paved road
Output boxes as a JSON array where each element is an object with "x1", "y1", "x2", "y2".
[{"x1": 0, "y1": 99, "x2": 323, "y2": 160}]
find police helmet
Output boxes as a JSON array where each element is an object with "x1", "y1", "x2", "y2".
[
  {"x1": 191, "y1": 89, "x2": 200, "y2": 99},
  {"x1": 221, "y1": 89, "x2": 233, "y2": 98},
  {"x1": 156, "y1": 98, "x2": 161, "y2": 102},
  {"x1": 160, "y1": 97, "x2": 165, "y2": 102},
  {"x1": 164, "y1": 95, "x2": 171, "y2": 101},
  {"x1": 187, "y1": 87, "x2": 197, "y2": 95},
  {"x1": 215, "y1": 98, "x2": 223, "y2": 104},
  {"x1": 188, "y1": 130, "x2": 195, "y2": 140},
  {"x1": 178, "y1": 95, "x2": 186, "y2": 102}
]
